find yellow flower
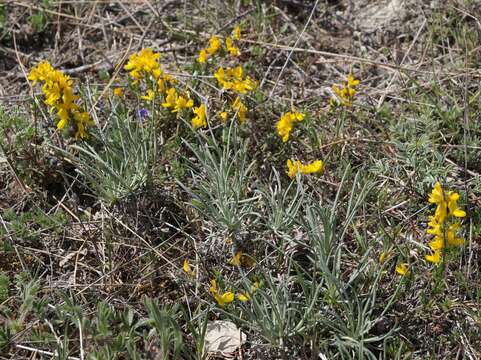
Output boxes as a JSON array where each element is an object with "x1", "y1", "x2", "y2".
[
  {"x1": 141, "y1": 89, "x2": 155, "y2": 101},
  {"x1": 29, "y1": 61, "x2": 92, "y2": 140},
  {"x1": 183, "y1": 259, "x2": 195, "y2": 277},
  {"x1": 56, "y1": 114, "x2": 68, "y2": 130},
  {"x1": 197, "y1": 49, "x2": 208, "y2": 63},
  {"x1": 162, "y1": 87, "x2": 177, "y2": 108},
  {"x1": 28, "y1": 61, "x2": 54, "y2": 85},
  {"x1": 276, "y1": 111, "x2": 304, "y2": 142},
  {"x1": 379, "y1": 251, "x2": 387, "y2": 264},
  {"x1": 183, "y1": 259, "x2": 190, "y2": 274},
  {"x1": 75, "y1": 123, "x2": 87, "y2": 140},
  {"x1": 227, "y1": 66, "x2": 243, "y2": 80},
  {"x1": 286, "y1": 160, "x2": 301, "y2": 179},
  {"x1": 225, "y1": 36, "x2": 240, "y2": 56},
  {"x1": 395, "y1": 263, "x2": 409, "y2": 276},
  {"x1": 330, "y1": 73, "x2": 360, "y2": 107},
  {"x1": 427, "y1": 215, "x2": 442, "y2": 236},
  {"x1": 220, "y1": 111, "x2": 228, "y2": 122},
  {"x1": 214, "y1": 67, "x2": 225, "y2": 83},
  {"x1": 215, "y1": 66, "x2": 256, "y2": 94},
  {"x1": 425, "y1": 251, "x2": 441, "y2": 264},
  {"x1": 447, "y1": 223, "x2": 464, "y2": 246},
  {"x1": 237, "y1": 293, "x2": 250, "y2": 302},
  {"x1": 347, "y1": 73, "x2": 360, "y2": 88},
  {"x1": 301, "y1": 160, "x2": 323, "y2": 174},
  {"x1": 173, "y1": 94, "x2": 194, "y2": 113},
  {"x1": 233, "y1": 25, "x2": 241, "y2": 40},
  {"x1": 447, "y1": 191, "x2": 466, "y2": 218},
  {"x1": 209, "y1": 279, "x2": 218, "y2": 295},
  {"x1": 207, "y1": 36, "x2": 222, "y2": 55},
  {"x1": 214, "y1": 67, "x2": 229, "y2": 89},
  {"x1": 232, "y1": 97, "x2": 247, "y2": 123},
  {"x1": 113, "y1": 87, "x2": 123, "y2": 97},
  {"x1": 428, "y1": 236, "x2": 444, "y2": 251},
  {"x1": 434, "y1": 202, "x2": 448, "y2": 224},
  {"x1": 73, "y1": 111, "x2": 93, "y2": 138},
  {"x1": 286, "y1": 159, "x2": 323, "y2": 179},
  {"x1": 124, "y1": 48, "x2": 161, "y2": 80},
  {"x1": 428, "y1": 182, "x2": 444, "y2": 204},
  {"x1": 156, "y1": 78, "x2": 166, "y2": 93},
  {"x1": 214, "y1": 291, "x2": 235, "y2": 306},
  {"x1": 209, "y1": 279, "x2": 234, "y2": 306},
  {"x1": 192, "y1": 103, "x2": 207, "y2": 129},
  {"x1": 425, "y1": 182, "x2": 466, "y2": 266},
  {"x1": 232, "y1": 77, "x2": 256, "y2": 94}
]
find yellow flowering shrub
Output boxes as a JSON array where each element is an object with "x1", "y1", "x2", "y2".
[{"x1": 214, "y1": 65, "x2": 257, "y2": 94}]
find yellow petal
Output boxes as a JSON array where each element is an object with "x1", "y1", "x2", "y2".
[
  {"x1": 220, "y1": 111, "x2": 228, "y2": 122},
  {"x1": 425, "y1": 251, "x2": 441, "y2": 264},
  {"x1": 197, "y1": 49, "x2": 208, "y2": 63},
  {"x1": 428, "y1": 237, "x2": 444, "y2": 251},
  {"x1": 183, "y1": 259, "x2": 190, "y2": 274},
  {"x1": 209, "y1": 279, "x2": 217, "y2": 294},
  {"x1": 452, "y1": 209, "x2": 466, "y2": 218},
  {"x1": 237, "y1": 293, "x2": 250, "y2": 302},
  {"x1": 113, "y1": 87, "x2": 123, "y2": 97},
  {"x1": 233, "y1": 25, "x2": 241, "y2": 40},
  {"x1": 220, "y1": 291, "x2": 235, "y2": 305}
]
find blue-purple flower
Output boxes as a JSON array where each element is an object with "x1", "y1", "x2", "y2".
[{"x1": 137, "y1": 108, "x2": 149, "y2": 121}]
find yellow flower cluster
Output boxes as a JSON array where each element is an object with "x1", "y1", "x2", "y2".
[
  {"x1": 330, "y1": 73, "x2": 360, "y2": 107},
  {"x1": 214, "y1": 65, "x2": 256, "y2": 124},
  {"x1": 28, "y1": 61, "x2": 93, "y2": 139},
  {"x1": 276, "y1": 109, "x2": 305, "y2": 142},
  {"x1": 425, "y1": 182, "x2": 466, "y2": 264},
  {"x1": 214, "y1": 65, "x2": 257, "y2": 94},
  {"x1": 286, "y1": 159, "x2": 323, "y2": 179},
  {"x1": 162, "y1": 87, "x2": 194, "y2": 113},
  {"x1": 209, "y1": 279, "x2": 259, "y2": 306},
  {"x1": 197, "y1": 25, "x2": 241, "y2": 63},
  {"x1": 124, "y1": 48, "x2": 177, "y2": 100},
  {"x1": 125, "y1": 48, "x2": 209, "y2": 130}
]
